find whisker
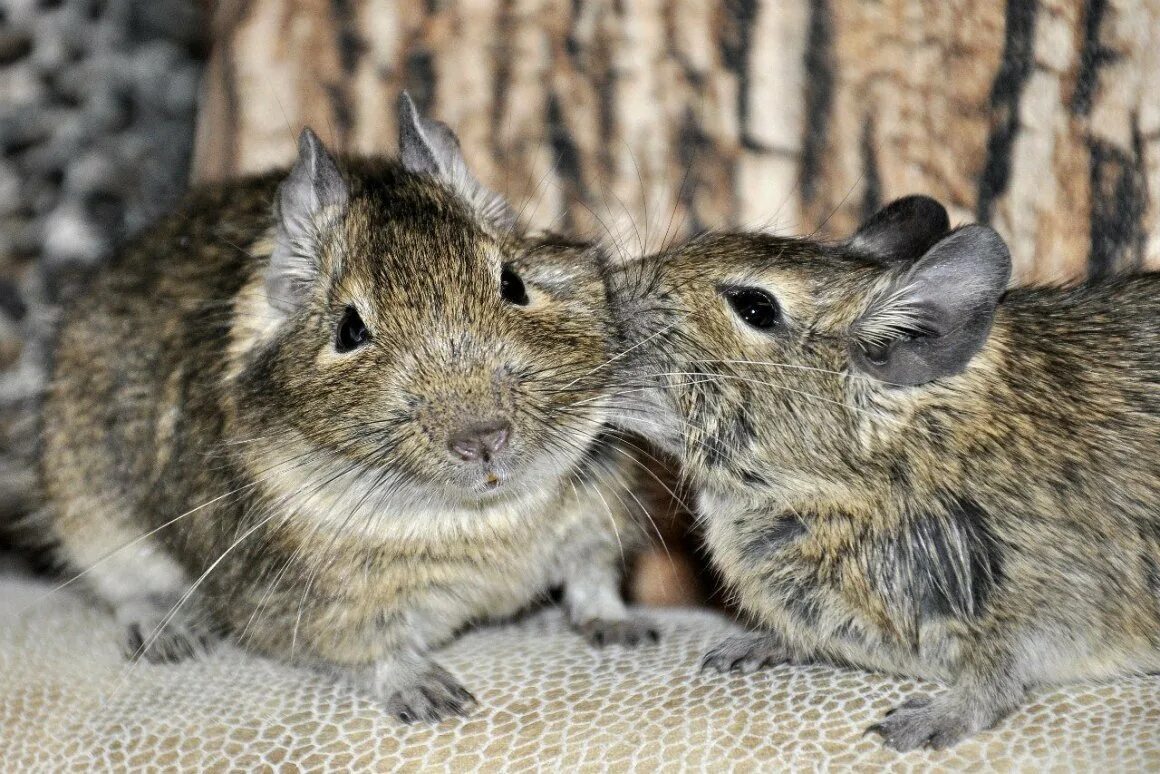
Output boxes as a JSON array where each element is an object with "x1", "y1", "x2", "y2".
[
  {"x1": 107, "y1": 503, "x2": 291, "y2": 703},
  {"x1": 557, "y1": 320, "x2": 684, "y2": 392},
  {"x1": 647, "y1": 371, "x2": 898, "y2": 422}
]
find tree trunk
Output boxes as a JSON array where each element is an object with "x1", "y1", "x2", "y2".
[{"x1": 191, "y1": 0, "x2": 1160, "y2": 604}]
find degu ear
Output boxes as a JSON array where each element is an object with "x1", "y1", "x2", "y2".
[
  {"x1": 268, "y1": 127, "x2": 349, "y2": 314},
  {"x1": 847, "y1": 195, "x2": 950, "y2": 263},
  {"x1": 397, "y1": 92, "x2": 515, "y2": 229},
  {"x1": 849, "y1": 225, "x2": 1011, "y2": 386}
]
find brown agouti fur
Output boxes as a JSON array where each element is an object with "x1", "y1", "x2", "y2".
[
  {"x1": 607, "y1": 195, "x2": 1160, "y2": 750},
  {"x1": 39, "y1": 95, "x2": 654, "y2": 724}
]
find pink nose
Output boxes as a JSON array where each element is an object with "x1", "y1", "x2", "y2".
[{"x1": 447, "y1": 422, "x2": 511, "y2": 463}]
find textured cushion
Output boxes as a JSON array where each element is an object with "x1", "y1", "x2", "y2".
[{"x1": 2, "y1": 569, "x2": 1158, "y2": 770}]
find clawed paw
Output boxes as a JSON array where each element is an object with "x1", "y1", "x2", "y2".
[
  {"x1": 868, "y1": 692, "x2": 1009, "y2": 751},
  {"x1": 700, "y1": 633, "x2": 788, "y2": 675},
  {"x1": 383, "y1": 664, "x2": 477, "y2": 724},
  {"x1": 125, "y1": 621, "x2": 217, "y2": 663},
  {"x1": 116, "y1": 594, "x2": 218, "y2": 664},
  {"x1": 578, "y1": 617, "x2": 660, "y2": 648}
]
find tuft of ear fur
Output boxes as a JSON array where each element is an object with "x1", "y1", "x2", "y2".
[
  {"x1": 397, "y1": 92, "x2": 515, "y2": 229},
  {"x1": 848, "y1": 195, "x2": 950, "y2": 264},
  {"x1": 850, "y1": 224, "x2": 1011, "y2": 386},
  {"x1": 268, "y1": 127, "x2": 348, "y2": 314}
]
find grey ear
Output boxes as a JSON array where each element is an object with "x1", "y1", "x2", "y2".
[
  {"x1": 268, "y1": 128, "x2": 348, "y2": 313},
  {"x1": 848, "y1": 195, "x2": 950, "y2": 263},
  {"x1": 397, "y1": 92, "x2": 514, "y2": 228},
  {"x1": 850, "y1": 224, "x2": 1011, "y2": 386}
]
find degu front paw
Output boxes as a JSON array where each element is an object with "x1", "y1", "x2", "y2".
[
  {"x1": 867, "y1": 691, "x2": 1013, "y2": 751},
  {"x1": 118, "y1": 597, "x2": 219, "y2": 664},
  {"x1": 700, "y1": 631, "x2": 789, "y2": 674},
  {"x1": 125, "y1": 620, "x2": 217, "y2": 664},
  {"x1": 375, "y1": 661, "x2": 477, "y2": 724},
  {"x1": 577, "y1": 617, "x2": 660, "y2": 648}
]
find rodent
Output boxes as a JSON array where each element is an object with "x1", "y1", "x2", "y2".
[
  {"x1": 606, "y1": 194, "x2": 1160, "y2": 750},
  {"x1": 38, "y1": 93, "x2": 656, "y2": 723}
]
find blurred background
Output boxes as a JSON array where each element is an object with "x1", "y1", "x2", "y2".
[{"x1": 2, "y1": 0, "x2": 1158, "y2": 603}]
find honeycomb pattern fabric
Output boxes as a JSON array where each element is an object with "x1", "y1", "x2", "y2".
[{"x1": 2, "y1": 570, "x2": 1158, "y2": 772}]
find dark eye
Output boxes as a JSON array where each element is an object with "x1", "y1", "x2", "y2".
[
  {"x1": 335, "y1": 306, "x2": 370, "y2": 352},
  {"x1": 501, "y1": 267, "x2": 529, "y2": 306},
  {"x1": 724, "y1": 288, "x2": 780, "y2": 330},
  {"x1": 860, "y1": 341, "x2": 891, "y2": 366}
]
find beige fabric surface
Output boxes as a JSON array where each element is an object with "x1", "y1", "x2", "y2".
[{"x1": 2, "y1": 568, "x2": 1158, "y2": 772}]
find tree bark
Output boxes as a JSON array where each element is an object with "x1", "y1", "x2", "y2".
[
  {"x1": 193, "y1": 0, "x2": 1160, "y2": 277},
  {"x1": 192, "y1": 0, "x2": 1160, "y2": 604}
]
